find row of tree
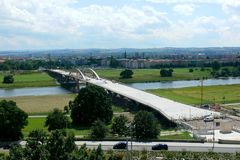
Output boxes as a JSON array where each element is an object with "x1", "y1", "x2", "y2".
[
  {"x1": 0, "y1": 59, "x2": 239, "y2": 71},
  {"x1": 2, "y1": 129, "x2": 118, "y2": 160},
  {"x1": 151, "y1": 60, "x2": 240, "y2": 69},
  {"x1": 45, "y1": 109, "x2": 160, "y2": 140},
  {"x1": 211, "y1": 67, "x2": 240, "y2": 78},
  {"x1": 0, "y1": 59, "x2": 78, "y2": 71}
]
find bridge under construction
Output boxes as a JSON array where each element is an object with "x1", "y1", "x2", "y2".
[{"x1": 47, "y1": 69, "x2": 220, "y2": 122}]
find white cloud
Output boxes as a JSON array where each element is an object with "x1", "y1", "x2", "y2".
[
  {"x1": 0, "y1": 1, "x2": 168, "y2": 36},
  {"x1": 173, "y1": 4, "x2": 195, "y2": 16},
  {"x1": 146, "y1": 0, "x2": 240, "y2": 6},
  {"x1": 0, "y1": 0, "x2": 240, "y2": 48},
  {"x1": 0, "y1": 35, "x2": 44, "y2": 49}
]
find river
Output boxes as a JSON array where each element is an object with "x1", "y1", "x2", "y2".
[
  {"x1": 0, "y1": 86, "x2": 70, "y2": 98},
  {"x1": 0, "y1": 78, "x2": 239, "y2": 98},
  {"x1": 128, "y1": 77, "x2": 240, "y2": 90}
]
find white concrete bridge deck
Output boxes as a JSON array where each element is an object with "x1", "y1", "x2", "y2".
[{"x1": 50, "y1": 69, "x2": 220, "y2": 121}]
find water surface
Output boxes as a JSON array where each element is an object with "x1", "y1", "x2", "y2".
[
  {"x1": 127, "y1": 78, "x2": 240, "y2": 90},
  {"x1": 0, "y1": 86, "x2": 71, "y2": 98},
  {"x1": 0, "y1": 78, "x2": 239, "y2": 97}
]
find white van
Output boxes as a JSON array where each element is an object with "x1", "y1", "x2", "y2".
[{"x1": 203, "y1": 116, "x2": 214, "y2": 122}]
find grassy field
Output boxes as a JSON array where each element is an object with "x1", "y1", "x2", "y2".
[
  {"x1": 23, "y1": 117, "x2": 192, "y2": 140},
  {"x1": 22, "y1": 117, "x2": 48, "y2": 137},
  {"x1": 159, "y1": 131, "x2": 193, "y2": 140},
  {"x1": 0, "y1": 94, "x2": 76, "y2": 114},
  {"x1": 148, "y1": 84, "x2": 240, "y2": 105},
  {"x1": 22, "y1": 117, "x2": 91, "y2": 137},
  {"x1": 0, "y1": 71, "x2": 57, "y2": 88},
  {"x1": 96, "y1": 68, "x2": 212, "y2": 83},
  {"x1": 0, "y1": 94, "x2": 127, "y2": 114}
]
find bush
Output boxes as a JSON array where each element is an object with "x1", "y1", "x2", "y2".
[
  {"x1": 111, "y1": 115, "x2": 128, "y2": 136},
  {"x1": 189, "y1": 68, "x2": 194, "y2": 72},
  {"x1": 133, "y1": 111, "x2": 160, "y2": 140},
  {"x1": 200, "y1": 67, "x2": 205, "y2": 71},
  {"x1": 160, "y1": 69, "x2": 173, "y2": 77},
  {"x1": 90, "y1": 120, "x2": 108, "y2": 139},
  {"x1": 45, "y1": 108, "x2": 70, "y2": 131},
  {"x1": 2, "y1": 75, "x2": 14, "y2": 83},
  {"x1": 120, "y1": 69, "x2": 134, "y2": 79}
]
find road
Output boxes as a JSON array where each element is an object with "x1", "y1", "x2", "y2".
[
  {"x1": 9, "y1": 141, "x2": 239, "y2": 153},
  {"x1": 75, "y1": 141, "x2": 240, "y2": 153}
]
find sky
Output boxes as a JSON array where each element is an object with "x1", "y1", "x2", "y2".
[{"x1": 0, "y1": 0, "x2": 240, "y2": 50}]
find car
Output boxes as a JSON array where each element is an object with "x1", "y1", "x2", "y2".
[
  {"x1": 113, "y1": 142, "x2": 127, "y2": 149},
  {"x1": 3, "y1": 145, "x2": 11, "y2": 149},
  {"x1": 152, "y1": 144, "x2": 168, "y2": 150},
  {"x1": 203, "y1": 116, "x2": 214, "y2": 122}
]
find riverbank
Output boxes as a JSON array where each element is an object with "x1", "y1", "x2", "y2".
[
  {"x1": 0, "y1": 94, "x2": 76, "y2": 114},
  {"x1": 0, "y1": 71, "x2": 57, "y2": 89},
  {"x1": 147, "y1": 84, "x2": 240, "y2": 105},
  {"x1": 96, "y1": 68, "x2": 212, "y2": 83}
]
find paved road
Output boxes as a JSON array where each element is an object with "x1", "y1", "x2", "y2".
[
  {"x1": 10, "y1": 141, "x2": 239, "y2": 153},
  {"x1": 74, "y1": 141, "x2": 240, "y2": 153}
]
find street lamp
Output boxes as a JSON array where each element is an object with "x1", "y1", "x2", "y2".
[
  {"x1": 212, "y1": 117, "x2": 215, "y2": 151},
  {"x1": 126, "y1": 123, "x2": 134, "y2": 160},
  {"x1": 200, "y1": 77, "x2": 204, "y2": 107}
]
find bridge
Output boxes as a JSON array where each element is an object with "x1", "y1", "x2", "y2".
[{"x1": 47, "y1": 69, "x2": 220, "y2": 122}]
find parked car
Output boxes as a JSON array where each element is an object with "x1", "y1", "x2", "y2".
[
  {"x1": 203, "y1": 116, "x2": 214, "y2": 122},
  {"x1": 113, "y1": 142, "x2": 127, "y2": 149},
  {"x1": 152, "y1": 144, "x2": 168, "y2": 150}
]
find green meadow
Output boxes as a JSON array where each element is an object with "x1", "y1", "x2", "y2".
[
  {"x1": 148, "y1": 84, "x2": 240, "y2": 105},
  {"x1": 0, "y1": 71, "x2": 57, "y2": 88},
  {"x1": 96, "y1": 68, "x2": 212, "y2": 83}
]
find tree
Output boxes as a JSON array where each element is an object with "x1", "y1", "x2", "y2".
[
  {"x1": 120, "y1": 69, "x2": 134, "y2": 79},
  {"x1": 45, "y1": 108, "x2": 70, "y2": 131},
  {"x1": 89, "y1": 145, "x2": 105, "y2": 160},
  {"x1": 200, "y1": 67, "x2": 205, "y2": 71},
  {"x1": 212, "y1": 61, "x2": 221, "y2": 71},
  {"x1": 160, "y1": 69, "x2": 173, "y2": 77},
  {"x1": 2, "y1": 75, "x2": 14, "y2": 83},
  {"x1": 8, "y1": 130, "x2": 77, "y2": 160},
  {"x1": 8, "y1": 145, "x2": 25, "y2": 160},
  {"x1": 220, "y1": 68, "x2": 231, "y2": 77},
  {"x1": 90, "y1": 120, "x2": 108, "y2": 140},
  {"x1": 47, "y1": 130, "x2": 76, "y2": 160},
  {"x1": 69, "y1": 144, "x2": 89, "y2": 160},
  {"x1": 71, "y1": 85, "x2": 113, "y2": 126},
  {"x1": 133, "y1": 111, "x2": 160, "y2": 140},
  {"x1": 189, "y1": 68, "x2": 194, "y2": 72},
  {"x1": 0, "y1": 100, "x2": 28, "y2": 140},
  {"x1": 109, "y1": 56, "x2": 119, "y2": 68},
  {"x1": 25, "y1": 130, "x2": 49, "y2": 160},
  {"x1": 111, "y1": 115, "x2": 128, "y2": 136}
]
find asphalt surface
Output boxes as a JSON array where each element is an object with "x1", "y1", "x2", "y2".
[
  {"x1": 4, "y1": 141, "x2": 237, "y2": 153},
  {"x1": 75, "y1": 141, "x2": 240, "y2": 153}
]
